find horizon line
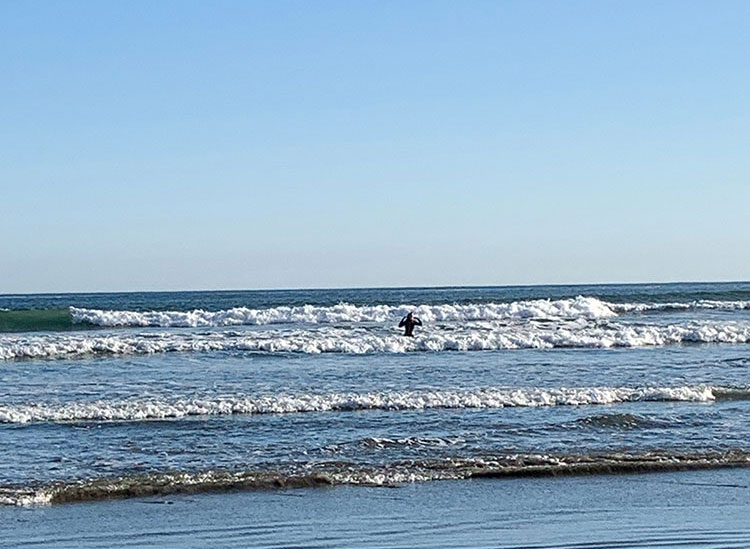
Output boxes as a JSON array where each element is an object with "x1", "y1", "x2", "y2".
[{"x1": 2, "y1": 279, "x2": 748, "y2": 298}]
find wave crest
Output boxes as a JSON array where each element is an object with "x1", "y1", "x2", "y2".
[
  {"x1": 0, "y1": 385, "x2": 735, "y2": 424},
  {"x1": 70, "y1": 297, "x2": 618, "y2": 328},
  {"x1": 2, "y1": 320, "x2": 750, "y2": 360}
]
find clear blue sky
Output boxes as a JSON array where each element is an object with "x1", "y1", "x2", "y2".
[{"x1": 2, "y1": 1, "x2": 748, "y2": 293}]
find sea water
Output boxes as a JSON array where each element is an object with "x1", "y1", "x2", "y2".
[{"x1": 1, "y1": 282, "x2": 749, "y2": 505}]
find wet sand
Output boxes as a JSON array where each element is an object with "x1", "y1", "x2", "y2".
[{"x1": 3, "y1": 468, "x2": 750, "y2": 548}]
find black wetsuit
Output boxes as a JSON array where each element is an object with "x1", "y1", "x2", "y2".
[{"x1": 399, "y1": 315, "x2": 422, "y2": 337}]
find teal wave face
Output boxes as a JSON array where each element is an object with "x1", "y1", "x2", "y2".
[{"x1": 0, "y1": 309, "x2": 76, "y2": 333}]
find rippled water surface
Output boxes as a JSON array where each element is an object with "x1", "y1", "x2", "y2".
[
  {"x1": 3, "y1": 469, "x2": 750, "y2": 548},
  {"x1": 1, "y1": 282, "x2": 749, "y2": 505}
]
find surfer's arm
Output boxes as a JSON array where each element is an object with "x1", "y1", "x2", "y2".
[
  {"x1": 398, "y1": 316, "x2": 407, "y2": 327},
  {"x1": 414, "y1": 318, "x2": 422, "y2": 326}
]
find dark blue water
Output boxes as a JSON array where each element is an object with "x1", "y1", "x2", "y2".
[
  {"x1": 1, "y1": 282, "x2": 750, "y2": 505},
  {"x1": 3, "y1": 281, "x2": 750, "y2": 312}
]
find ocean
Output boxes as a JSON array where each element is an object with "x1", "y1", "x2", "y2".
[{"x1": 2, "y1": 282, "x2": 750, "y2": 546}]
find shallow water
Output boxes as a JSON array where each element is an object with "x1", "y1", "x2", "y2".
[{"x1": 3, "y1": 469, "x2": 750, "y2": 548}]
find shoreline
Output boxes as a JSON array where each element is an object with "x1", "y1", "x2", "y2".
[
  {"x1": 3, "y1": 468, "x2": 750, "y2": 548},
  {"x1": 3, "y1": 450, "x2": 750, "y2": 507}
]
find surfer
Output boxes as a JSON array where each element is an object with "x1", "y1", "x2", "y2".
[{"x1": 399, "y1": 312, "x2": 422, "y2": 337}]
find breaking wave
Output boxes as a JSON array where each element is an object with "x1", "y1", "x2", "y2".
[
  {"x1": 1, "y1": 385, "x2": 743, "y2": 424},
  {"x1": 3, "y1": 451, "x2": 748, "y2": 506},
  {"x1": 611, "y1": 300, "x2": 750, "y2": 313},
  {"x1": 2, "y1": 297, "x2": 749, "y2": 334},
  {"x1": 2, "y1": 319, "x2": 749, "y2": 360},
  {"x1": 66, "y1": 298, "x2": 750, "y2": 328},
  {"x1": 69, "y1": 296, "x2": 618, "y2": 327}
]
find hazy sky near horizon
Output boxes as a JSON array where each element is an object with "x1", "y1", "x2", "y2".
[{"x1": 2, "y1": 1, "x2": 749, "y2": 293}]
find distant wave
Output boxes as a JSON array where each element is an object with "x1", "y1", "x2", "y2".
[
  {"x1": 611, "y1": 300, "x2": 750, "y2": 313},
  {"x1": 0, "y1": 308, "x2": 74, "y2": 333},
  {"x1": 3, "y1": 451, "x2": 748, "y2": 505},
  {"x1": 66, "y1": 298, "x2": 750, "y2": 328},
  {"x1": 2, "y1": 297, "x2": 748, "y2": 334},
  {"x1": 69, "y1": 296, "x2": 618, "y2": 327},
  {"x1": 2, "y1": 319, "x2": 749, "y2": 359},
  {"x1": 2, "y1": 385, "x2": 743, "y2": 424}
]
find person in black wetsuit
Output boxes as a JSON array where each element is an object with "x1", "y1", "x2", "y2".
[{"x1": 399, "y1": 312, "x2": 422, "y2": 337}]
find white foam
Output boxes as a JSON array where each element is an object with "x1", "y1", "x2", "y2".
[
  {"x1": 69, "y1": 296, "x2": 618, "y2": 328},
  {"x1": 611, "y1": 300, "x2": 750, "y2": 313},
  {"x1": 0, "y1": 385, "x2": 724, "y2": 424},
  {"x1": 0, "y1": 490, "x2": 54, "y2": 506},
  {"x1": 2, "y1": 319, "x2": 750, "y2": 360},
  {"x1": 68, "y1": 297, "x2": 750, "y2": 330}
]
